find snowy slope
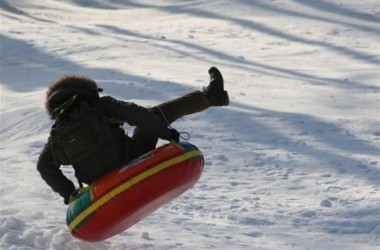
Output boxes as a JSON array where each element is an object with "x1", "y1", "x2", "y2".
[{"x1": 1, "y1": 0, "x2": 380, "y2": 249}]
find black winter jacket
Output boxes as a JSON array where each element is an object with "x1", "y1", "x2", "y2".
[{"x1": 37, "y1": 96, "x2": 172, "y2": 200}]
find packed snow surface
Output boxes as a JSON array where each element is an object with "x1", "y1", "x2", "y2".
[{"x1": 1, "y1": 0, "x2": 380, "y2": 249}]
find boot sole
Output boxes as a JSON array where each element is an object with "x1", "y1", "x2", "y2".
[{"x1": 223, "y1": 91, "x2": 230, "y2": 106}]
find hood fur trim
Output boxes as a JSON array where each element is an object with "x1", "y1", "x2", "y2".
[{"x1": 45, "y1": 75, "x2": 99, "y2": 119}]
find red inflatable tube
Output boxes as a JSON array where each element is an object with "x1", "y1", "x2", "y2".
[{"x1": 66, "y1": 142, "x2": 204, "y2": 242}]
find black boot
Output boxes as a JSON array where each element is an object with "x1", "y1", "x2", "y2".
[{"x1": 203, "y1": 67, "x2": 229, "y2": 106}]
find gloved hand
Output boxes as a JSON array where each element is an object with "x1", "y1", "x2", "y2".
[
  {"x1": 169, "y1": 128, "x2": 180, "y2": 143},
  {"x1": 64, "y1": 189, "x2": 82, "y2": 205},
  {"x1": 64, "y1": 195, "x2": 70, "y2": 205}
]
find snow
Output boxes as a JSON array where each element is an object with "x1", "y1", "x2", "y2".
[{"x1": 1, "y1": 0, "x2": 380, "y2": 249}]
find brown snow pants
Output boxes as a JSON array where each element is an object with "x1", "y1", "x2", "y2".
[{"x1": 124, "y1": 91, "x2": 210, "y2": 161}]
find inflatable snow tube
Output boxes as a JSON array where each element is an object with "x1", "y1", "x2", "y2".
[{"x1": 66, "y1": 142, "x2": 204, "y2": 242}]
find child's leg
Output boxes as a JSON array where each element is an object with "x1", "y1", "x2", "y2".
[
  {"x1": 151, "y1": 90, "x2": 210, "y2": 124},
  {"x1": 127, "y1": 67, "x2": 228, "y2": 160},
  {"x1": 129, "y1": 91, "x2": 210, "y2": 156}
]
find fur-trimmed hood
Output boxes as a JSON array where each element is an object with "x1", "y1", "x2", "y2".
[{"x1": 45, "y1": 75, "x2": 101, "y2": 119}]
